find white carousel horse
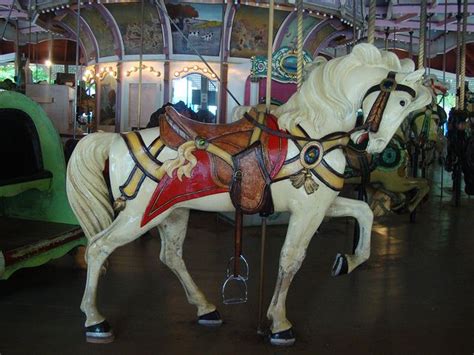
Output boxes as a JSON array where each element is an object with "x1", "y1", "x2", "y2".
[{"x1": 66, "y1": 44, "x2": 430, "y2": 346}]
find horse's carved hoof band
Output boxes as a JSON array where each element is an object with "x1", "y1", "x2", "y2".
[
  {"x1": 332, "y1": 253, "x2": 349, "y2": 276},
  {"x1": 197, "y1": 310, "x2": 223, "y2": 326},
  {"x1": 270, "y1": 328, "x2": 296, "y2": 346},
  {"x1": 85, "y1": 320, "x2": 114, "y2": 343}
]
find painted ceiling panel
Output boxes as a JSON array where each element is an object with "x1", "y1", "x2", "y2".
[
  {"x1": 105, "y1": 2, "x2": 163, "y2": 55},
  {"x1": 305, "y1": 22, "x2": 336, "y2": 55},
  {"x1": 279, "y1": 14, "x2": 321, "y2": 49},
  {"x1": 62, "y1": 13, "x2": 95, "y2": 62},
  {"x1": 81, "y1": 7, "x2": 115, "y2": 58},
  {"x1": 166, "y1": 2, "x2": 223, "y2": 56},
  {"x1": 230, "y1": 5, "x2": 289, "y2": 58}
]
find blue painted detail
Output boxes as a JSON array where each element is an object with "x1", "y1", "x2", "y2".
[{"x1": 304, "y1": 146, "x2": 320, "y2": 165}]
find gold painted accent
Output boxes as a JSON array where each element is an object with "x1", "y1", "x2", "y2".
[
  {"x1": 124, "y1": 133, "x2": 163, "y2": 174},
  {"x1": 121, "y1": 133, "x2": 164, "y2": 198},
  {"x1": 274, "y1": 159, "x2": 301, "y2": 180},
  {"x1": 314, "y1": 164, "x2": 344, "y2": 190},
  {"x1": 290, "y1": 169, "x2": 319, "y2": 194},
  {"x1": 113, "y1": 196, "x2": 127, "y2": 212},
  {"x1": 122, "y1": 170, "x2": 145, "y2": 197},
  {"x1": 206, "y1": 143, "x2": 234, "y2": 167},
  {"x1": 250, "y1": 111, "x2": 265, "y2": 144}
]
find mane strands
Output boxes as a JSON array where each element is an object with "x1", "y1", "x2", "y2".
[{"x1": 274, "y1": 43, "x2": 405, "y2": 135}]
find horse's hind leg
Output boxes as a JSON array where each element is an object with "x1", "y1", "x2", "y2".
[
  {"x1": 325, "y1": 196, "x2": 373, "y2": 275},
  {"x1": 80, "y1": 215, "x2": 142, "y2": 343},
  {"x1": 158, "y1": 208, "x2": 221, "y2": 325}
]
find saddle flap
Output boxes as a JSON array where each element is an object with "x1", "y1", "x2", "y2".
[{"x1": 230, "y1": 142, "x2": 273, "y2": 215}]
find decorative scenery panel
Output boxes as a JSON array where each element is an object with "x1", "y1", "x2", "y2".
[
  {"x1": 230, "y1": 5, "x2": 288, "y2": 58},
  {"x1": 166, "y1": 2, "x2": 223, "y2": 57},
  {"x1": 106, "y1": 2, "x2": 163, "y2": 55}
]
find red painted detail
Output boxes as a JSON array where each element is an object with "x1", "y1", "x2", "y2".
[
  {"x1": 141, "y1": 116, "x2": 289, "y2": 227},
  {"x1": 141, "y1": 150, "x2": 228, "y2": 227},
  {"x1": 265, "y1": 114, "x2": 288, "y2": 178}
]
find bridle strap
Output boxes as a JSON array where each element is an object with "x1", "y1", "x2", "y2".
[{"x1": 356, "y1": 71, "x2": 417, "y2": 133}]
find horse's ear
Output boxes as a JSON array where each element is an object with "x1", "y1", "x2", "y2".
[
  {"x1": 401, "y1": 69, "x2": 424, "y2": 84},
  {"x1": 409, "y1": 85, "x2": 432, "y2": 110},
  {"x1": 399, "y1": 59, "x2": 415, "y2": 72}
]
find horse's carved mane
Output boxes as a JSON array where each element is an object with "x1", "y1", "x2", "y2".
[{"x1": 274, "y1": 43, "x2": 406, "y2": 134}]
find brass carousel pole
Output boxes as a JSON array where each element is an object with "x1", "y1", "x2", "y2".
[
  {"x1": 458, "y1": 0, "x2": 468, "y2": 111},
  {"x1": 137, "y1": 0, "x2": 145, "y2": 129},
  {"x1": 418, "y1": 0, "x2": 427, "y2": 71},
  {"x1": 367, "y1": 0, "x2": 376, "y2": 44},
  {"x1": 257, "y1": 0, "x2": 275, "y2": 336},
  {"x1": 73, "y1": 0, "x2": 81, "y2": 139},
  {"x1": 411, "y1": 0, "x2": 427, "y2": 222},
  {"x1": 440, "y1": 0, "x2": 448, "y2": 200}
]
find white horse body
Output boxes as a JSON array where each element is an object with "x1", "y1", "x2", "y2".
[{"x1": 67, "y1": 44, "x2": 431, "y2": 345}]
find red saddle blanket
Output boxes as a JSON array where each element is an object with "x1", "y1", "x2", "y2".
[{"x1": 141, "y1": 115, "x2": 288, "y2": 227}]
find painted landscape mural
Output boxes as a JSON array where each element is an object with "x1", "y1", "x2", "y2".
[
  {"x1": 230, "y1": 5, "x2": 288, "y2": 58},
  {"x1": 166, "y1": 2, "x2": 223, "y2": 56},
  {"x1": 81, "y1": 7, "x2": 115, "y2": 58},
  {"x1": 106, "y1": 2, "x2": 163, "y2": 55}
]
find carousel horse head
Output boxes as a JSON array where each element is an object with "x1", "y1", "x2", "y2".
[
  {"x1": 406, "y1": 74, "x2": 449, "y2": 167},
  {"x1": 275, "y1": 43, "x2": 431, "y2": 155}
]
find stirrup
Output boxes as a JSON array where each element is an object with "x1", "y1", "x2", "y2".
[
  {"x1": 225, "y1": 255, "x2": 249, "y2": 281},
  {"x1": 222, "y1": 274, "x2": 248, "y2": 305}
]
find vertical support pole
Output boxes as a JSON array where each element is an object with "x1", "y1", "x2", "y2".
[
  {"x1": 352, "y1": 0, "x2": 356, "y2": 48},
  {"x1": 115, "y1": 62, "x2": 122, "y2": 133},
  {"x1": 427, "y1": 14, "x2": 432, "y2": 74},
  {"x1": 265, "y1": 0, "x2": 274, "y2": 111},
  {"x1": 367, "y1": 0, "x2": 376, "y2": 44},
  {"x1": 440, "y1": 0, "x2": 448, "y2": 200},
  {"x1": 455, "y1": 0, "x2": 462, "y2": 107},
  {"x1": 218, "y1": 0, "x2": 228, "y2": 123},
  {"x1": 384, "y1": 28, "x2": 389, "y2": 50},
  {"x1": 459, "y1": 0, "x2": 468, "y2": 110},
  {"x1": 258, "y1": 0, "x2": 274, "y2": 334},
  {"x1": 73, "y1": 0, "x2": 81, "y2": 139},
  {"x1": 163, "y1": 60, "x2": 170, "y2": 103},
  {"x1": 418, "y1": 0, "x2": 427, "y2": 71},
  {"x1": 256, "y1": 216, "x2": 267, "y2": 335},
  {"x1": 296, "y1": 0, "x2": 303, "y2": 90},
  {"x1": 137, "y1": 0, "x2": 144, "y2": 129},
  {"x1": 409, "y1": 31, "x2": 414, "y2": 61}
]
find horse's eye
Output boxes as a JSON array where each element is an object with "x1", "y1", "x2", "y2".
[{"x1": 400, "y1": 100, "x2": 406, "y2": 107}]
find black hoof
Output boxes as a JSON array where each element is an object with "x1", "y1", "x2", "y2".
[
  {"x1": 332, "y1": 253, "x2": 348, "y2": 276},
  {"x1": 270, "y1": 328, "x2": 296, "y2": 346},
  {"x1": 197, "y1": 310, "x2": 222, "y2": 326},
  {"x1": 85, "y1": 320, "x2": 114, "y2": 343}
]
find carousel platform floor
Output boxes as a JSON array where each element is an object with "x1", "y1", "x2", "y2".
[{"x1": 0, "y1": 177, "x2": 473, "y2": 354}]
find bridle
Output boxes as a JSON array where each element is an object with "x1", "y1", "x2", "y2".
[{"x1": 354, "y1": 71, "x2": 417, "y2": 133}]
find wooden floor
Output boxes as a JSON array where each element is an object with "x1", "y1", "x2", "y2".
[{"x1": 1, "y1": 179, "x2": 473, "y2": 354}]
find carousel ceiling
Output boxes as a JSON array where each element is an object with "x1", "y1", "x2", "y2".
[{"x1": 0, "y1": 0, "x2": 473, "y2": 75}]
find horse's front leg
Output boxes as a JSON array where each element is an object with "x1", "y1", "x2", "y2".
[
  {"x1": 157, "y1": 208, "x2": 221, "y2": 325},
  {"x1": 325, "y1": 196, "x2": 373, "y2": 275},
  {"x1": 267, "y1": 205, "x2": 325, "y2": 346}
]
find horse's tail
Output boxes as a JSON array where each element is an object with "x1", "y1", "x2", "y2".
[{"x1": 66, "y1": 133, "x2": 116, "y2": 240}]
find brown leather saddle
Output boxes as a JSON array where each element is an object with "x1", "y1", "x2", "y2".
[{"x1": 160, "y1": 106, "x2": 279, "y2": 215}]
